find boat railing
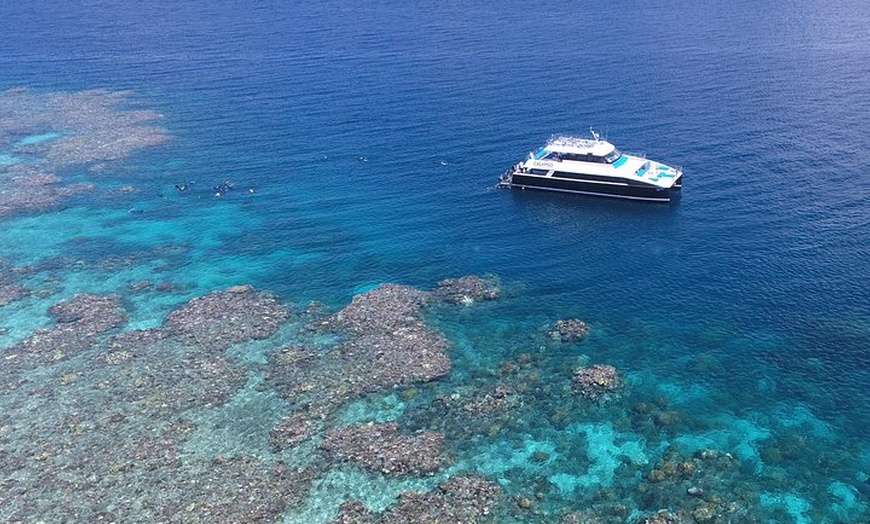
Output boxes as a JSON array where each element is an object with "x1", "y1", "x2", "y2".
[{"x1": 498, "y1": 163, "x2": 522, "y2": 186}]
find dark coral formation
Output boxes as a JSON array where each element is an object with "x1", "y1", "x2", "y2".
[
  {"x1": 0, "y1": 168, "x2": 94, "y2": 219},
  {"x1": 548, "y1": 318, "x2": 590, "y2": 342},
  {"x1": 263, "y1": 277, "x2": 503, "y2": 487},
  {"x1": 320, "y1": 422, "x2": 447, "y2": 475},
  {"x1": 636, "y1": 510, "x2": 686, "y2": 524},
  {"x1": 635, "y1": 449, "x2": 760, "y2": 524},
  {"x1": 0, "y1": 283, "x2": 29, "y2": 306},
  {"x1": 331, "y1": 475, "x2": 502, "y2": 524},
  {"x1": 270, "y1": 412, "x2": 320, "y2": 451},
  {"x1": 321, "y1": 283, "x2": 429, "y2": 333},
  {"x1": 0, "y1": 260, "x2": 41, "y2": 310},
  {"x1": 163, "y1": 284, "x2": 288, "y2": 350},
  {"x1": 266, "y1": 284, "x2": 453, "y2": 432},
  {"x1": 431, "y1": 274, "x2": 501, "y2": 305},
  {"x1": 3, "y1": 293, "x2": 127, "y2": 374},
  {"x1": 400, "y1": 355, "x2": 545, "y2": 442},
  {"x1": 572, "y1": 364, "x2": 623, "y2": 401},
  {"x1": 318, "y1": 284, "x2": 454, "y2": 385}
]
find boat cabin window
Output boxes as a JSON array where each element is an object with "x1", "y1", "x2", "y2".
[
  {"x1": 559, "y1": 153, "x2": 587, "y2": 162},
  {"x1": 604, "y1": 148, "x2": 622, "y2": 164},
  {"x1": 560, "y1": 152, "x2": 610, "y2": 163}
]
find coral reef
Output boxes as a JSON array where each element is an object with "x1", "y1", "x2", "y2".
[
  {"x1": 399, "y1": 353, "x2": 546, "y2": 442},
  {"x1": 461, "y1": 383, "x2": 523, "y2": 416},
  {"x1": 320, "y1": 283, "x2": 429, "y2": 333},
  {"x1": 407, "y1": 380, "x2": 530, "y2": 441},
  {"x1": 320, "y1": 422, "x2": 448, "y2": 475},
  {"x1": 548, "y1": 318, "x2": 590, "y2": 342},
  {"x1": 0, "y1": 283, "x2": 29, "y2": 307},
  {"x1": 3, "y1": 293, "x2": 127, "y2": 373},
  {"x1": 0, "y1": 167, "x2": 94, "y2": 219},
  {"x1": 1, "y1": 274, "x2": 843, "y2": 523},
  {"x1": 431, "y1": 274, "x2": 501, "y2": 305},
  {"x1": 163, "y1": 284, "x2": 288, "y2": 350},
  {"x1": 0, "y1": 88, "x2": 168, "y2": 218},
  {"x1": 0, "y1": 88, "x2": 169, "y2": 169},
  {"x1": 266, "y1": 284, "x2": 454, "y2": 429},
  {"x1": 636, "y1": 510, "x2": 686, "y2": 524},
  {"x1": 270, "y1": 412, "x2": 320, "y2": 451},
  {"x1": 0, "y1": 285, "x2": 317, "y2": 523},
  {"x1": 572, "y1": 364, "x2": 623, "y2": 401},
  {"x1": 331, "y1": 475, "x2": 502, "y2": 524}
]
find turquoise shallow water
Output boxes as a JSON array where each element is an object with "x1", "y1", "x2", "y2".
[{"x1": 1, "y1": 0, "x2": 869, "y2": 522}]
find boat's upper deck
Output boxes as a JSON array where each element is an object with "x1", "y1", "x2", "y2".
[{"x1": 545, "y1": 135, "x2": 616, "y2": 157}]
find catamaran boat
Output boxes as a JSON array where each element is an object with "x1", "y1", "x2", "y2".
[{"x1": 499, "y1": 131, "x2": 682, "y2": 202}]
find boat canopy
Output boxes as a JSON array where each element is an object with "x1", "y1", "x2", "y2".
[{"x1": 546, "y1": 135, "x2": 616, "y2": 157}]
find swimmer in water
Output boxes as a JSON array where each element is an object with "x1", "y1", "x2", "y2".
[{"x1": 213, "y1": 179, "x2": 235, "y2": 193}]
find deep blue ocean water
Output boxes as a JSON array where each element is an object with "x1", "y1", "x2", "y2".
[{"x1": 1, "y1": 0, "x2": 869, "y2": 522}]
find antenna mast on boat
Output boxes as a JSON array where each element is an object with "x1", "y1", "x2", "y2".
[{"x1": 590, "y1": 127, "x2": 600, "y2": 142}]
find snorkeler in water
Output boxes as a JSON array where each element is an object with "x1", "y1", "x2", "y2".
[{"x1": 213, "y1": 179, "x2": 235, "y2": 194}]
